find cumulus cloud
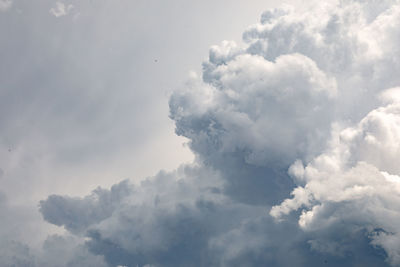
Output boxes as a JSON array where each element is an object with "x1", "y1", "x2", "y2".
[
  {"x1": 35, "y1": 0, "x2": 400, "y2": 266},
  {"x1": 271, "y1": 94, "x2": 400, "y2": 265},
  {"x1": 40, "y1": 166, "x2": 265, "y2": 266},
  {"x1": 174, "y1": 52, "x2": 337, "y2": 166}
]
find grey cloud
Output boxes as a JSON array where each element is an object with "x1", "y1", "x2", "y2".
[
  {"x1": 40, "y1": 170, "x2": 389, "y2": 266},
  {"x1": 0, "y1": 235, "x2": 108, "y2": 267},
  {"x1": 0, "y1": 0, "x2": 12, "y2": 11},
  {"x1": 38, "y1": 235, "x2": 107, "y2": 267},
  {"x1": 10, "y1": 0, "x2": 400, "y2": 266},
  {"x1": 40, "y1": 166, "x2": 269, "y2": 266},
  {"x1": 0, "y1": 241, "x2": 35, "y2": 267},
  {"x1": 39, "y1": 180, "x2": 133, "y2": 235}
]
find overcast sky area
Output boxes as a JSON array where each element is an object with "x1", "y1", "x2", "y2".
[{"x1": 3, "y1": 0, "x2": 400, "y2": 266}]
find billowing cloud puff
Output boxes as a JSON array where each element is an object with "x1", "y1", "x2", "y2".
[
  {"x1": 172, "y1": 52, "x2": 337, "y2": 167},
  {"x1": 40, "y1": 166, "x2": 269, "y2": 266},
  {"x1": 39, "y1": 166, "x2": 387, "y2": 266},
  {"x1": 37, "y1": 0, "x2": 400, "y2": 266},
  {"x1": 271, "y1": 91, "x2": 400, "y2": 265}
]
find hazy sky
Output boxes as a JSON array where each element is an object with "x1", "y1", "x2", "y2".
[
  {"x1": 3, "y1": 0, "x2": 400, "y2": 266},
  {"x1": 0, "y1": 0, "x2": 301, "y2": 200}
]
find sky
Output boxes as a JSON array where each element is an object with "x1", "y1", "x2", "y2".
[{"x1": 2, "y1": 0, "x2": 400, "y2": 266}]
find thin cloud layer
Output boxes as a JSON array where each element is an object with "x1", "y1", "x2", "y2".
[
  {"x1": 0, "y1": 0, "x2": 12, "y2": 11},
  {"x1": 49, "y1": 2, "x2": 73, "y2": 18},
  {"x1": 35, "y1": 0, "x2": 400, "y2": 266}
]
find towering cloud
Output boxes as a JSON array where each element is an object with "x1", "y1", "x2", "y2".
[{"x1": 37, "y1": 0, "x2": 400, "y2": 266}]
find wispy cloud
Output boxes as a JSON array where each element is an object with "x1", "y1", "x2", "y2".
[
  {"x1": 0, "y1": 0, "x2": 12, "y2": 12},
  {"x1": 49, "y1": 2, "x2": 73, "y2": 18}
]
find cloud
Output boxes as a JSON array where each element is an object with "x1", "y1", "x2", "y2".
[
  {"x1": 40, "y1": 166, "x2": 263, "y2": 266},
  {"x1": 271, "y1": 93, "x2": 400, "y2": 265},
  {"x1": 32, "y1": 0, "x2": 400, "y2": 266},
  {"x1": 37, "y1": 235, "x2": 108, "y2": 267},
  {"x1": 0, "y1": 235, "x2": 108, "y2": 267},
  {"x1": 0, "y1": 0, "x2": 11, "y2": 12},
  {"x1": 0, "y1": 240, "x2": 35, "y2": 267},
  {"x1": 39, "y1": 180, "x2": 134, "y2": 235},
  {"x1": 174, "y1": 53, "x2": 337, "y2": 166},
  {"x1": 49, "y1": 2, "x2": 73, "y2": 18}
]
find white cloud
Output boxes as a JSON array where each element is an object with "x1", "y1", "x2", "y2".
[
  {"x1": 172, "y1": 52, "x2": 337, "y2": 168},
  {"x1": 49, "y1": 2, "x2": 73, "y2": 18},
  {"x1": 272, "y1": 91, "x2": 400, "y2": 265}
]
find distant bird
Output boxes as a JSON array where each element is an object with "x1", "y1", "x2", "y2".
[{"x1": 154, "y1": 59, "x2": 158, "y2": 63}]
